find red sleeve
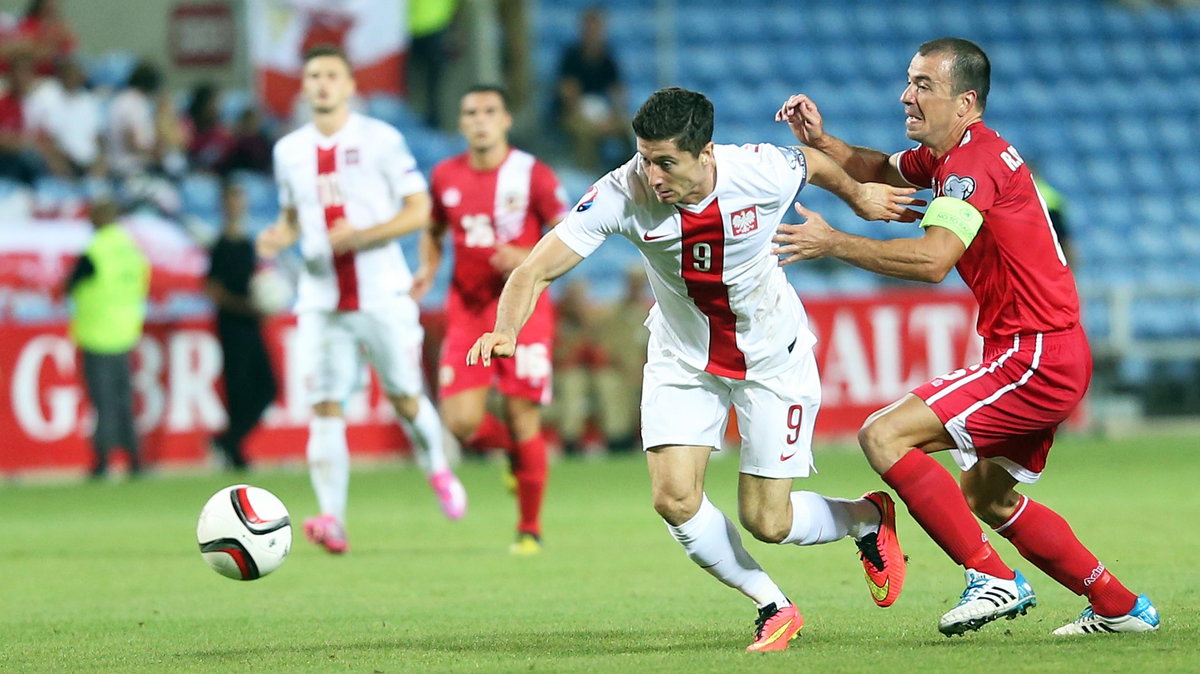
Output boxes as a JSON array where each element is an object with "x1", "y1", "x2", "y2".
[
  {"x1": 937, "y1": 147, "x2": 1000, "y2": 214},
  {"x1": 530, "y1": 160, "x2": 568, "y2": 226},
  {"x1": 897, "y1": 145, "x2": 935, "y2": 188}
]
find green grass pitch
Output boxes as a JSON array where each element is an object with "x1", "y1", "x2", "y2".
[{"x1": 2, "y1": 434, "x2": 1195, "y2": 672}]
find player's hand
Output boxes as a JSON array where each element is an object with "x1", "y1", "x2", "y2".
[
  {"x1": 327, "y1": 218, "x2": 365, "y2": 254},
  {"x1": 772, "y1": 203, "x2": 837, "y2": 266},
  {"x1": 466, "y1": 331, "x2": 516, "y2": 367},
  {"x1": 410, "y1": 266, "x2": 435, "y2": 302},
  {"x1": 255, "y1": 225, "x2": 291, "y2": 259},
  {"x1": 775, "y1": 94, "x2": 826, "y2": 146},
  {"x1": 489, "y1": 244, "x2": 529, "y2": 274},
  {"x1": 852, "y1": 182, "x2": 926, "y2": 222}
]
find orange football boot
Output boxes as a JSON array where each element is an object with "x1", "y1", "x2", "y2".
[
  {"x1": 746, "y1": 602, "x2": 803, "y2": 652},
  {"x1": 856, "y1": 491, "x2": 906, "y2": 607}
]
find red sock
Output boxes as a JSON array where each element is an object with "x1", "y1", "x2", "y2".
[
  {"x1": 996, "y1": 496, "x2": 1137, "y2": 617},
  {"x1": 882, "y1": 449, "x2": 1013, "y2": 579},
  {"x1": 511, "y1": 433, "x2": 547, "y2": 537},
  {"x1": 467, "y1": 413, "x2": 513, "y2": 452}
]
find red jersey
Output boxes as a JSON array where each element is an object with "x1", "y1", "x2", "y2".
[
  {"x1": 431, "y1": 148, "x2": 568, "y2": 318},
  {"x1": 898, "y1": 122, "x2": 1080, "y2": 340}
]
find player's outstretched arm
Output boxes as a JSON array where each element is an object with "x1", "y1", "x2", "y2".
[
  {"x1": 256, "y1": 207, "x2": 300, "y2": 259},
  {"x1": 467, "y1": 230, "x2": 584, "y2": 367},
  {"x1": 773, "y1": 202, "x2": 964, "y2": 282},
  {"x1": 776, "y1": 94, "x2": 911, "y2": 187},
  {"x1": 801, "y1": 146, "x2": 925, "y2": 222}
]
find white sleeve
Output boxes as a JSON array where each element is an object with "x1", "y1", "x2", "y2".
[
  {"x1": 381, "y1": 129, "x2": 428, "y2": 201},
  {"x1": 765, "y1": 144, "x2": 808, "y2": 206},
  {"x1": 554, "y1": 179, "x2": 625, "y2": 258},
  {"x1": 272, "y1": 143, "x2": 294, "y2": 209}
]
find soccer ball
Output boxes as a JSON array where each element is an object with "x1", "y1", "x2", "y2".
[
  {"x1": 196, "y1": 485, "x2": 292, "y2": 580},
  {"x1": 249, "y1": 266, "x2": 294, "y2": 315}
]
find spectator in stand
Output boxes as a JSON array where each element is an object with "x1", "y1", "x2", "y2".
[
  {"x1": 185, "y1": 82, "x2": 232, "y2": 173},
  {"x1": 65, "y1": 199, "x2": 150, "y2": 478},
  {"x1": 545, "y1": 280, "x2": 601, "y2": 455},
  {"x1": 105, "y1": 61, "x2": 161, "y2": 178},
  {"x1": 554, "y1": 6, "x2": 631, "y2": 172},
  {"x1": 206, "y1": 183, "x2": 277, "y2": 470},
  {"x1": 407, "y1": 0, "x2": 459, "y2": 128},
  {"x1": 24, "y1": 58, "x2": 103, "y2": 177},
  {"x1": 217, "y1": 109, "x2": 273, "y2": 176},
  {"x1": 6, "y1": 0, "x2": 77, "y2": 75},
  {"x1": 591, "y1": 266, "x2": 651, "y2": 451},
  {"x1": 0, "y1": 56, "x2": 41, "y2": 184}
]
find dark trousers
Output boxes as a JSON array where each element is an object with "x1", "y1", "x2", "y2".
[
  {"x1": 81, "y1": 349, "x2": 139, "y2": 474},
  {"x1": 216, "y1": 319, "x2": 277, "y2": 467}
]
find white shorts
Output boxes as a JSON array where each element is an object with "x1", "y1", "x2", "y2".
[
  {"x1": 296, "y1": 300, "x2": 425, "y2": 405},
  {"x1": 640, "y1": 332, "x2": 821, "y2": 479}
]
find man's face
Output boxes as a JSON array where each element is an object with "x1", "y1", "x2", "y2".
[
  {"x1": 636, "y1": 137, "x2": 712, "y2": 205},
  {"x1": 459, "y1": 91, "x2": 512, "y2": 152},
  {"x1": 302, "y1": 55, "x2": 355, "y2": 114},
  {"x1": 900, "y1": 51, "x2": 966, "y2": 146}
]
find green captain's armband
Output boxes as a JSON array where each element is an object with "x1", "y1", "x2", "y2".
[{"x1": 920, "y1": 196, "x2": 983, "y2": 248}]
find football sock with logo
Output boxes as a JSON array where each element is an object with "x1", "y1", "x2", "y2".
[
  {"x1": 512, "y1": 433, "x2": 547, "y2": 536},
  {"x1": 781, "y1": 491, "x2": 881, "y2": 545},
  {"x1": 467, "y1": 413, "x2": 514, "y2": 452},
  {"x1": 995, "y1": 495, "x2": 1137, "y2": 617},
  {"x1": 398, "y1": 396, "x2": 449, "y2": 476},
  {"x1": 882, "y1": 449, "x2": 1013, "y2": 579},
  {"x1": 306, "y1": 416, "x2": 349, "y2": 523},
  {"x1": 666, "y1": 495, "x2": 789, "y2": 609}
]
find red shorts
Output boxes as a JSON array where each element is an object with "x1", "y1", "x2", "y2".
[
  {"x1": 437, "y1": 308, "x2": 554, "y2": 405},
  {"x1": 912, "y1": 325, "x2": 1091, "y2": 483}
]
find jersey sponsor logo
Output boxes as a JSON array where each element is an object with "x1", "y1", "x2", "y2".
[
  {"x1": 574, "y1": 185, "x2": 598, "y2": 212},
  {"x1": 441, "y1": 187, "x2": 462, "y2": 208},
  {"x1": 779, "y1": 448, "x2": 798, "y2": 461},
  {"x1": 731, "y1": 206, "x2": 758, "y2": 236},
  {"x1": 642, "y1": 229, "x2": 671, "y2": 242},
  {"x1": 942, "y1": 174, "x2": 976, "y2": 200}
]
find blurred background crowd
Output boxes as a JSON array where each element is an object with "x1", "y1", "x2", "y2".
[{"x1": 1, "y1": 0, "x2": 1197, "y2": 475}]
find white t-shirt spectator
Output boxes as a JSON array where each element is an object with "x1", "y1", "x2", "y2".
[
  {"x1": 105, "y1": 88, "x2": 155, "y2": 176},
  {"x1": 25, "y1": 78, "x2": 101, "y2": 167}
]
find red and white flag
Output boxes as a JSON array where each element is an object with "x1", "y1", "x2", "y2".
[{"x1": 247, "y1": 0, "x2": 407, "y2": 118}]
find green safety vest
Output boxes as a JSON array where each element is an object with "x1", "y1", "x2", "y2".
[
  {"x1": 69, "y1": 224, "x2": 150, "y2": 354},
  {"x1": 410, "y1": 0, "x2": 458, "y2": 37}
]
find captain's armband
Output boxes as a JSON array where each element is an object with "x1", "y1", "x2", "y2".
[{"x1": 919, "y1": 196, "x2": 983, "y2": 248}]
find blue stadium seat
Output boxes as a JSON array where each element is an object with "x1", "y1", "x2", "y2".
[
  {"x1": 84, "y1": 50, "x2": 137, "y2": 90},
  {"x1": 228, "y1": 171, "x2": 278, "y2": 221},
  {"x1": 180, "y1": 172, "x2": 222, "y2": 221}
]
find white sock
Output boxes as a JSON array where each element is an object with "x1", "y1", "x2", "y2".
[
  {"x1": 398, "y1": 395, "x2": 449, "y2": 476},
  {"x1": 781, "y1": 491, "x2": 882, "y2": 546},
  {"x1": 666, "y1": 494, "x2": 788, "y2": 609},
  {"x1": 307, "y1": 416, "x2": 349, "y2": 523}
]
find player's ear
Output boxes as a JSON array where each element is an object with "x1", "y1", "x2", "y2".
[
  {"x1": 958, "y1": 89, "x2": 977, "y2": 116},
  {"x1": 700, "y1": 142, "x2": 714, "y2": 165}
]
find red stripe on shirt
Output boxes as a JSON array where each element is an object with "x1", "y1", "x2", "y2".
[
  {"x1": 317, "y1": 145, "x2": 359, "y2": 311},
  {"x1": 680, "y1": 200, "x2": 746, "y2": 379}
]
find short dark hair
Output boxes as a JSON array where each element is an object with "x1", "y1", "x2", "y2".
[
  {"x1": 303, "y1": 44, "x2": 352, "y2": 70},
  {"x1": 463, "y1": 84, "x2": 510, "y2": 110},
  {"x1": 127, "y1": 61, "x2": 161, "y2": 94},
  {"x1": 631, "y1": 87, "x2": 713, "y2": 157},
  {"x1": 918, "y1": 37, "x2": 990, "y2": 112}
]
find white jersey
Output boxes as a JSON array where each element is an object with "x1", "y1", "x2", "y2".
[
  {"x1": 273, "y1": 113, "x2": 428, "y2": 312},
  {"x1": 556, "y1": 143, "x2": 815, "y2": 380}
]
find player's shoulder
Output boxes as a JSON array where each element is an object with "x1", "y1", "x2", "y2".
[
  {"x1": 273, "y1": 123, "x2": 314, "y2": 155},
  {"x1": 353, "y1": 113, "x2": 405, "y2": 144},
  {"x1": 431, "y1": 152, "x2": 470, "y2": 178},
  {"x1": 944, "y1": 123, "x2": 1015, "y2": 171}
]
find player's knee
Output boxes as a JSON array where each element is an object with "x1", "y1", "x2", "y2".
[
  {"x1": 442, "y1": 413, "x2": 480, "y2": 443},
  {"x1": 652, "y1": 489, "x2": 701, "y2": 527},
  {"x1": 389, "y1": 395, "x2": 420, "y2": 420},
  {"x1": 857, "y1": 415, "x2": 902, "y2": 473},
  {"x1": 312, "y1": 401, "x2": 342, "y2": 418},
  {"x1": 740, "y1": 511, "x2": 789, "y2": 544}
]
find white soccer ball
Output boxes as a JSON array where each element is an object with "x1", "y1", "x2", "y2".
[
  {"x1": 196, "y1": 485, "x2": 292, "y2": 580},
  {"x1": 249, "y1": 267, "x2": 294, "y2": 315}
]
